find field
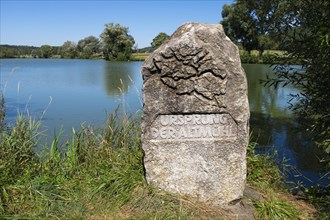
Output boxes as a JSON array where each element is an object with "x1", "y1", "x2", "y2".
[{"x1": 130, "y1": 53, "x2": 150, "y2": 61}]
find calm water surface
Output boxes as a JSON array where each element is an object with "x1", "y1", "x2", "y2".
[
  {"x1": 0, "y1": 59, "x2": 328, "y2": 187},
  {"x1": 1, "y1": 59, "x2": 143, "y2": 137}
]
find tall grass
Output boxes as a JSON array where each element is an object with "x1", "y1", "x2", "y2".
[
  {"x1": 0, "y1": 108, "x2": 316, "y2": 219},
  {"x1": 246, "y1": 142, "x2": 283, "y2": 190},
  {"x1": 0, "y1": 110, "x2": 143, "y2": 218},
  {"x1": 0, "y1": 94, "x2": 5, "y2": 131},
  {"x1": 246, "y1": 142, "x2": 318, "y2": 219},
  {"x1": 254, "y1": 192, "x2": 300, "y2": 220},
  {"x1": 0, "y1": 111, "x2": 229, "y2": 219}
]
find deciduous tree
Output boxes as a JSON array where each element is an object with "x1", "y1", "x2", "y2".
[
  {"x1": 60, "y1": 41, "x2": 77, "y2": 59},
  {"x1": 221, "y1": 0, "x2": 288, "y2": 56},
  {"x1": 39, "y1": 45, "x2": 53, "y2": 58},
  {"x1": 77, "y1": 36, "x2": 100, "y2": 59},
  {"x1": 151, "y1": 32, "x2": 170, "y2": 50},
  {"x1": 100, "y1": 23, "x2": 135, "y2": 61}
]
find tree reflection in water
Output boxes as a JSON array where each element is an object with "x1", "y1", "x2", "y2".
[
  {"x1": 245, "y1": 64, "x2": 329, "y2": 188},
  {"x1": 103, "y1": 62, "x2": 136, "y2": 96}
]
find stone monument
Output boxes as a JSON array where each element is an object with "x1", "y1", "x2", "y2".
[{"x1": 141, "y1": 23, "x2": 249, "y2": 206}]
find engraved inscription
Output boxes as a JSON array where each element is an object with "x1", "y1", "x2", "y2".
[{"x1": 150, "y1": 114, "x2": 237, "y2": 140}]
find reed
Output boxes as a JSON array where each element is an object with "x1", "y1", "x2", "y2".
[
  {"x1": 0, "y1": 94, "x2": 5, "y2": 131},
  {"x1": 1, "y1": 111, "x2": 211, "y2": 218},
  {"x1": 0, "y1": 110, "x2": 315, "y2": 219},
  {"x1": 246, "y1": 142, "x2": 283, "y2": 190}
]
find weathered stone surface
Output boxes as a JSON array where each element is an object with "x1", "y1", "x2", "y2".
[{"x1": 141, "y1": 23, "x2": 249, "y2": 206}]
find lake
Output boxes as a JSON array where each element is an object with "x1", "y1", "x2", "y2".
[{"x1": 0, "y1": 58, "x2": 328, "y2": 188}]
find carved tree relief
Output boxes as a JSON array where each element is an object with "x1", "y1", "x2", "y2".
[{"x1": 148, "y1": 43, "x2": 227, "y2": 108}]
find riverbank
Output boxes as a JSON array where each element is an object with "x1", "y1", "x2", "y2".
[{"x1": 0, "y1": 111, "x2": 319, "y2": 219}]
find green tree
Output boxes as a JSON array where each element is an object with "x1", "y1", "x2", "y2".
[
  {"x1": 77, "y1": 36, "x2": 100, "y2": 59},
  {"x1": 100, "y1": 23, "x2": 135, "y2": 61},
  {"x1": 52, "y1": 46, "x2": 61, "y2": 57},
  {"x1": 39, "y1": 45, "x2": 53, "y2": 58},
  {"x1": 151, "y1": 32, "x2": 170, "y2": 50},
  {"x1": 60, "y1": 41, "x2": 77, "y2": 59},
  {"x1": 266, "y1": 0, "x2": 330, "y2": 162},
  {"x1": 221, "y1": 0, "x2": 287, "y2": 56},
  {"x1": 0, "y1": 47, "x2": 15, "y2": 58}
]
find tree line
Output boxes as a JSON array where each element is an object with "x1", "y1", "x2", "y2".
[
  {"x1": 0, "y1": 45, "x2": 58, "y2": 59},
  {"x1": 0, "y1": 23, "x2": 170, "y2": 61}
]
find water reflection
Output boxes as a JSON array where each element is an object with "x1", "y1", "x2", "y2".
[
  {"x1": 245, "y1": 64, "x2": 296, "y2": 117},
  {"x1": 103, "y1": 62, "x2": 136, "y2": 96},
  {"x1": 244, "y1": 64, "x2": 329, "y2": 187}
]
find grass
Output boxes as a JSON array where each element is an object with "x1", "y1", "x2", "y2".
[
  {"x1": 0, "y1": 106, "x2": 317, "y2": 219},
  {"x1": 0, "y1": 111, "x2": 227, "y2": 219},
  {"x1": 246, "y1": 142, "x2": 317, "y2": 219},
  {"x1": 130, "y1": 53, "x2": 150, "y2": 61},
  {"x1": 0, "y1": 94, "x2": 5, "y2": 131},
  {"x1": 254, "y1": 193, "x2": 300, "y2": 220},
  {"x1": 301, "y1": 186, "x2": 330, "y2": 220},
  {"x1": 246, "y1": 142, "x2": 283, "y2": 190}
]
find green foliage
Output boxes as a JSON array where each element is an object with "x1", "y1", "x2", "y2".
[
  {"x1": 77, "y1": 36, "x2": 101, "y2": 59},
  {"x1": 240, "y1": 53, "x2": 260, "y2": 64},
  {"x1": 0, "y1": 45, "x2": 39, "y2": 58},
  {"x1": 246, "y1": 143, "x2": 312, "y2": 219},
  {"x1": 1, "y1": 22, "x2": 135, "y2": 61},
  {"x1": 136, "y1": 46, "x2": 153, "y2": 53},
  {"x1": 0, "y1": 115, "x2": 40, "y2": 187},
  {"x1": 239, "y1": 50, "x2": 287, "y2": 64},
  {"x1": 0, "y1": 112, "x2": 144, "y2": 218},
  {"x1": 60, "y1": 41, "x2": 77, "y2": 59},
  {"x1": 39, "y1": 44, "x2": 53, "y2": 58},
  {"x1": 264, "y1": 0, "x2": 330, "y2": 166},
  {"x1": 0, "y1": 94, "x2": 5, "y2": 131},
  {"x1": 255, "y1": 193, "x2": 300, "y2": 220},
  {"x1": 221, "y1": 0, "x2": 286, "y2": 56},
  {"x1": 130, "y1": 53, "x2": 150, "y2": 61},
  {"x1": 0, "y1": 112, "x2": 222, "y2": 218},
  {"x1": 0, "y1": 45, "x2": 61, "y2": 58},
  {"x1": 151, "y1": 32, "x2": 170, "y2": 50},
  {"x1": 100, "y1": 23, "x2": 135, "y2": 61},
  {"x1": 247, "y1": 142, "x2": 283, "y2": 190},
  {"x1": 304, "y1": 186, "x2": 330, "y2": 219}
]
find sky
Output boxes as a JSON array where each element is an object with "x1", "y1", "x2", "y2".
[{"x1": 0, "y1": 0, "x2": 234, "y2": 48}]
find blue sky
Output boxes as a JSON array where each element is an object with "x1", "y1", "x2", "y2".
[{"x1": 0, "y1": 0, "x2": 234, "y2": 48}]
